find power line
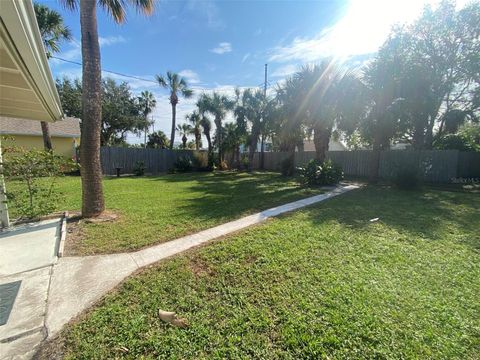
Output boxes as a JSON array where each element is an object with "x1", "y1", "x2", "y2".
[
  {"x1": 264, "y1": 63, "x2": 268, "y2": 97},
  {"x1": 50, "y1": 56, "x2": 158, "y2": 84},
  {"x1": 51, "y1": 56, "x2": 276, "y2": 94}
]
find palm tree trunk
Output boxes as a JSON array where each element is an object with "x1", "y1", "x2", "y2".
[
  {"x1": 195, "y1": 128, "x2": 200, "y2": 150},
  {"x1": 369, "y1": 137, "x2": 382, "y2": 184},
  {"x1": 412, "y1": 125, "x2": 426, "y2": 150},
  {"x1": 205, "y1": 131, "x2": 212, "y2": 153},
  {"x1": 169, "y1": 103, "x2": 176, "y2": 149},
  {"x1": 248, "y1": 130, "x2": 260, "y2": 172},
  {"x1": 313, "y1": 125, "x2": 330, "y2": 162},
  {"x1": 182, "y1": 134, "x2": 187, "y2": 149},
  {"x1": 260, "y1": 134, "x2": 265, "y2": 170},
  {"x1": 144, "y1": 123, "x2": 147, "y2": 148},
  {"x1": 215, "y1": 118, "x2": 222, "y2": 163},
  {"x1": 79, "y1": 0, "x2": 104, "y2": 218},
  {"x1": 296, "y1": 139, "x2": 304, "y2": 152},
  {"x1": 40, "y1": 121, "x2": 53, "y2": 151},
  {"x1": 235, "y1": 144, "x2": 241, "y2": 169}
]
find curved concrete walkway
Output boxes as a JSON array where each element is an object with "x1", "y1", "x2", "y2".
[{"x1": 2, "y1": 183, "x2": 359, "y2": 359}]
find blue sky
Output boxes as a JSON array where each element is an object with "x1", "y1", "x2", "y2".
[{"x1": 39, "y1": 0, "x2": 456, "y2": 144}]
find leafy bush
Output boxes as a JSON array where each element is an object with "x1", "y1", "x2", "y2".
[
  {"x1": 393, "y1": 167, "x2": 422, "y2": 190},
  {"x1": 317, "y1": 160, "x2": 344, "y2": 185},
  {"x1": 298, "y1": 159, "x2": 319, "y2": 186},
  {"x1": 174, "y1": 156, "x2": 193, "y2": 172},
  {"x1": 434, "y1": 123, "x2": 480, "y2": 152},
  {"x1": 2, "y1": 147, "x2": 77, "y2": 219},
  {"x1": 280, "y1": 156, "x2": 295, "y2": 176},
  {"x1": 133, "y1": 161, "x2": 145, "y2": 176},
  {"x1": 240, "y1": 154, "x2": 249, "y2": 170},
  {"x1": 297, "y1": 159, "x2": 343, "y2": 187}
]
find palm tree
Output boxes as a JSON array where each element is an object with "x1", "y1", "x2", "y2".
[
  {"x1": 155, "y1": 72, "x2": 193, "y2": 149},
  {"x1": 197, "y1": 92, "x2": 234, "y2": 163},
  {"x1": 222, "y1": 122, "x2": 242, "y2": 167},
  {"x1": 275, "y1": 75, "x2": 307, "y2": 174},
  {"x1": 34, "y1": 3, "x2": 72, "y2": 151},
  {"x1": 176, "y1": 123, "x2": 192, "y2": 149},
  {"x1": 234, "y1": 89, "x2": 266, "y2": 171},
  {"x1": 293, "y1": 61, "x2": 342, "y2": 162},
  {"x1": 292, "y1": 60, "x2": 361, "y2": 163},
  {"x1": 186, "y1": 111, "x2": 202, "y2": 150},
  {"x1": 199, "y1": 115, "x2": 213, "y2": 153},
  {"x1": 361, "y1": 51, "x2": 406, "y2": 182},
  {"x1": 138, "y1": 91, "x2": 156, "y2": 148},
  {"x1": 62, "y1": 0, "x2": 154, "y2": 217},
  {"x1": 147, "y1": 130, "x2": 169, "y2": 149},
  {"x1": 35, "y1": 3, "x2": 72, "y2": 58}
]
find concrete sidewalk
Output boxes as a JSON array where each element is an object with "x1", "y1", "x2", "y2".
[
  {"x1": 1, "y1": 184, "x2": 359, "y2": 359},
  {"x1": 0, "y1": 218, "x2": 62, "y2": 360}
]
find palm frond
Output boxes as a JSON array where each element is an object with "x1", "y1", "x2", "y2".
[
  {"x1": 155, "y1": 75, "x2": 167, "y2": 88},
  {"x1": 128, "y1": 0, "x2": 155, "y2": 15},
  {"x1": 98, "y1": 0, "x2": 127, "y2": 24},
  {"x1": 182, "y1": 88, "x2": 194, "y2": 98},
  {"x1": 59, "y1": 0, "x2": 78, "y2": 11}
]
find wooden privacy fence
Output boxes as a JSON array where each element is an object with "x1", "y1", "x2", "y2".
[
  {"x1": 100, "y1": 147, "x2": 480, "y2": 182},
  {"x1": 100, "y1": 147, "x2": 207, "y2": 175},
  {"x1": 252, "y1": 150, "x2": 480, "y2": 183}
]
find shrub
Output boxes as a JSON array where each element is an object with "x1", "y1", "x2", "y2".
[
  {"x1": 174, "y1": 156, "x2": 193, "y2": 172},
  {"x1": 393, "y1": 167, "x2": 422, "y2": 190},
  {"x1": 133, "y1": 161, "x2": 145, "y2": 176},
  {"x1": 2, "y1": 147, "x2": 77, "y2": 219},
  {"x1": 192, "y1": 152, "x2": 210, "y2": 171},
  {"x1": 433, "y1": 123, "x2": 480, "y2": 152},
  {"x1": 297, "y1": 159, "x2": 343, "y2": 187},
  {"x1": 280, "y1": 156, "x2": 295, "y2": 176},
  {"x1": 240, "y1": 154, "x2": 249, "y2": 170},
  {"x1": 298, "y1": 159, "x2": 319, "y2": 186},
  {"x1": 218, "y1": 160, "x2": 228, "y2": 170},
  {"x1": 207, "y1": 151, "x2": 216, "y2": 171},
  {"x1": 317, "y1": 160, "x2": 344, "y2": 185}
]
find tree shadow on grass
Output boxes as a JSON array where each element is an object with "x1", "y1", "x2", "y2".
[
  {"x1": 301, "y1": 186, "x2": 480, "y2": 252},
  {"x1": 150, "y1": 171, "x2": 320, "y2": 223}
]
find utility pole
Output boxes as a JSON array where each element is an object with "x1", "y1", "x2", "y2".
[
  {"x1": 264, "y1": 63, "x2": 268, "y2": 97},
  {"x1": 261, "y1": 63, "x2": 268, "y2": 170},
  {"x1": 144, "y1": 122, "x2": 147, "y2": 148}
]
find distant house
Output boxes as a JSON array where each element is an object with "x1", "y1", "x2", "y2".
[
  {"x1": 0, "y1": 116, "x2": 80, "y2": 158},
  {"x1": 301, "y1": 139, "x2": 347, "y2": 151},
  {"x1": 240, "y1": 139, "x2": 347, "y2": 153}
]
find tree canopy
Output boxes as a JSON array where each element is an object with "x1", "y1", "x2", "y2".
[{"x1": 56, "y1": 77, "x2": 150, "y2": 146}]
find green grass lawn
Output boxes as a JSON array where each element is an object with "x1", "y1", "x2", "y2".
[
  {"x1": 39, "y1": 187, "x2": 480, "y2": 359},
  {"x1": 6, "y1": 172, "x2": 320, "y2": 255}
]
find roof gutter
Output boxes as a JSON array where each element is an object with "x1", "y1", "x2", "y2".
[{"x1": 0, "y1": 0, "x2": 63, "y2": 122}]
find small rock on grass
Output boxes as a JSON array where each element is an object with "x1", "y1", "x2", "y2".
[{"x1": 158, "y1": 310, "x2": 189, "y2": 328}]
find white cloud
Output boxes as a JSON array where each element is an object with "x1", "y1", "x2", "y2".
[
  {"x1": 99, "y1": 35, "x2": 127, "y2": 46},
  {"x1": 241, "y1": 53, "x2": 250, "y2": 63},
  {"x1": 268, "y1": 0, "x2": 467, "y2": 63},
  {"x1": 178, "y1": 69, "x2": 200, "y2": 84},
  {"x1": 271, "y1": 64, "x2": 297, "y2": 78},
  {"x1": 186, "y1": 0, "x2": 225, "y2": 29},
  {"x1": 210, "y1": 42, "x2": 232, "y2": 54}
]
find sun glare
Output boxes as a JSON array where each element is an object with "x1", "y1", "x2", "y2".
[{"x1": 328, "y1": 0, "x2": 462, "y2": 57}]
